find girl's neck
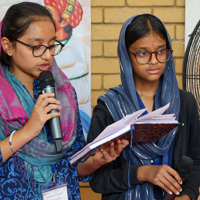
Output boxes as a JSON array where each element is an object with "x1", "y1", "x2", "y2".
[
  {"x1": 22, "y1": 82, "x2": 34, "y2": 98},
  {"x1": 9, "y1": 67, "x2": 34, "y2": 97},
  {"x1": 135, "y1": 80, "x2": 160, "y2": 97},
  {"x1": 135, "y1": 79, "x2": 160, "y2": 113}
]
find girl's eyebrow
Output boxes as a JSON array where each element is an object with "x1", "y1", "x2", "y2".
[
  {"x1": 157, "y1": 44, "x2": 167, "y2": 48},
  {"x1": 134, "y1": 44, "x2": 166, "y2": 51},
  {"x1": 27, "y1": 36, "x2": 57, "y2": 42}
]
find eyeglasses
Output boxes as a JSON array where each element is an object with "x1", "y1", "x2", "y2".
[
  {"x1": 128, "y1": 49, "x2": 173, "y2": 64},
  {"x1": 15, "y1": 39, "x2": 64, "y2": 57}
]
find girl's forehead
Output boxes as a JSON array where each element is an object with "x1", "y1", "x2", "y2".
[
  {"x1": 21, "y1": 20, "x2": 56, "y2": 39},
  {"x1": 131, "y1": 32, "x2": 167, "y2": 48}
]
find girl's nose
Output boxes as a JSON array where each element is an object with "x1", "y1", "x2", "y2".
[
  {"x1": 149, "y1": 53, "x2": 158, "y2": 64},
  {"x1": 41, "y1": 48, "x2": 52, "y2": 60}
]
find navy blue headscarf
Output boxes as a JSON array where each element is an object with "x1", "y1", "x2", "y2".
[{"x1": 98, "y1": 14, "x2": 180, "y2": 199}]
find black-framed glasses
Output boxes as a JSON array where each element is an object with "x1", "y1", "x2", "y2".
[
  {"x1": 15, "y1": 39, "x2": 64, "y2": 57},
  {"x1": 128, "y1": 49, "x2": 173, "y2": 64}
]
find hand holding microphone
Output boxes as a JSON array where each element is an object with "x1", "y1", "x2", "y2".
[
  {"x1": 39, "y1": 71, "x2": 63, "y2": 152},
  {"x1": 163, "y1": 156, "x2": 193, "y2": 200}
]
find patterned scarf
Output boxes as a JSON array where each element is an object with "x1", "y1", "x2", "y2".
[
  {"x1": 0, "y1": 16, "x2": 78, "y2": 190},
  {"x1": 98, "y1": 14, "x2": 180, "y2": 199}
]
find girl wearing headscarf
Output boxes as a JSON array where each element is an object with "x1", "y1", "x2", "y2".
[
  {"x1": 0, "y1": 2, "x2": 128, "y2": 199},
  {"x1": 87, "y1": 14, "x2": 200, "y2": 200}
]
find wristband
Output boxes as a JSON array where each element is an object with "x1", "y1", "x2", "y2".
[{"x1": 9, "y1": 131, "x2": 19, "y2": 156}]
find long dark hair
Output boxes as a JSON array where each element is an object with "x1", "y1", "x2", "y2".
[
  {"x1": 125, "y1": 14, "x2": 170, "y2": 50},
  {"x1": 0, "y1": 2, "x2": 56, "y2": 66}
]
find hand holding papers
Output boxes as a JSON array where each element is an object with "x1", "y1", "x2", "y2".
[{"x1": 70, "y1": 103, "x2": 179, "y2": 164}]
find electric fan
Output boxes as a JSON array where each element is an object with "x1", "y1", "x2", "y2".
[{"x1": 183, "y1": 20, "x2": 200, "y2": 117}]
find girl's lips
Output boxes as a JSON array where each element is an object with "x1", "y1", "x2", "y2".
[
  {"x1": 38, "y1": 64, "x2": 49, "y2": 71},
  {"x1": 147, "y1": 68, "x2": 160, "y2": 75}
]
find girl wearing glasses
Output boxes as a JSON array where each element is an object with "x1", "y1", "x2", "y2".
[
  {"x1": 0, "y1": 2, "x2": 129, "y2": 199},
  {"x1": 87, "y1": 14, "x2": 200, "y2": 200}
]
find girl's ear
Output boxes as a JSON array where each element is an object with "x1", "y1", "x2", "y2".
[{"x1": 1, "y1": 37, "x2": 13, "y2": 56}]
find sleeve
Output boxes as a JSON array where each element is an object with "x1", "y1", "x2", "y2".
[
  {"x1": 0, "y1": 122, "x2": 8, "y2": 167},
  {"x1": 0, "y1": 149, "x2": 2, "y2": 166},
  {"x1": 87, "y1": 101, "x2": 142, "y2": 195},
  {"x1": 176, "y1": 91, "x2": 200, "y2": 200},
  {"x1": 0, "y1": 130, "x2": 3, "y2": 167},
  {"x1": 71, "y1": 90, "x2": 92, "y2": 182}
]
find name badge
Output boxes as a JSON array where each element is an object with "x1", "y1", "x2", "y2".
[{"x1": 42, "y1": 179, "x2": 68, "y2": 200}]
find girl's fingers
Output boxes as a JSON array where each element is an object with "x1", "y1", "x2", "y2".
[
  {"x1": 160, "y1": 175, "x2": 181, "y2": 195},
  {"x1": 36, "y1": 92, "x2": 55, "y2": 102},
  {"x1": 167, "y1": 167, "x2": 182, "y2": 185},
  {"x1": 96, "y1": 138, "x2": 129, "y2": 166},
  {"x1": 164, "y1": 168, "x2": 182, "y2": 194},
  {"x1": 99, "y1": 148, "x2": 110, "y2": 161},
  {"x1": 109, "y1": 142, "x2": 116, "y2": 156},
  {"x1": 157, "y1": 181, "x2": 173, "y2": 195},
  {"x1": 43, "y1": 104, "x2": 61, "y2": 114},
  {"x1": 37, "y1": 94, "x2": 60, "y2": 106},
  {"x1": 115, "y1": 139, "x2": 123, "y2": 155},
  {"x1": 121, "y1": 139, "x2": 129, "y2": 147}
]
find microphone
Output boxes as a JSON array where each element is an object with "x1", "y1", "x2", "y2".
[
  {"x1": 163, "y1": 156, "x2": 193, "y2": 200},
  {"x1": 39, "y1": 71, "x2": 63, "y2": 152}
]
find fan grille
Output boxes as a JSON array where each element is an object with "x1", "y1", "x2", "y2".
[{"x1": 183, "y1": 20, "x2": 200, "y2": 117}]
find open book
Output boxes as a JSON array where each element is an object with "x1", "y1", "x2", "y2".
[{"x1": 70, "y1": 103, "x2": 179, "y2": 164}]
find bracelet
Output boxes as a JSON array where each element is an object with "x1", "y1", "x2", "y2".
[{"x1": 9, "y1": 131, "x2": 19, "y2": 156}]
